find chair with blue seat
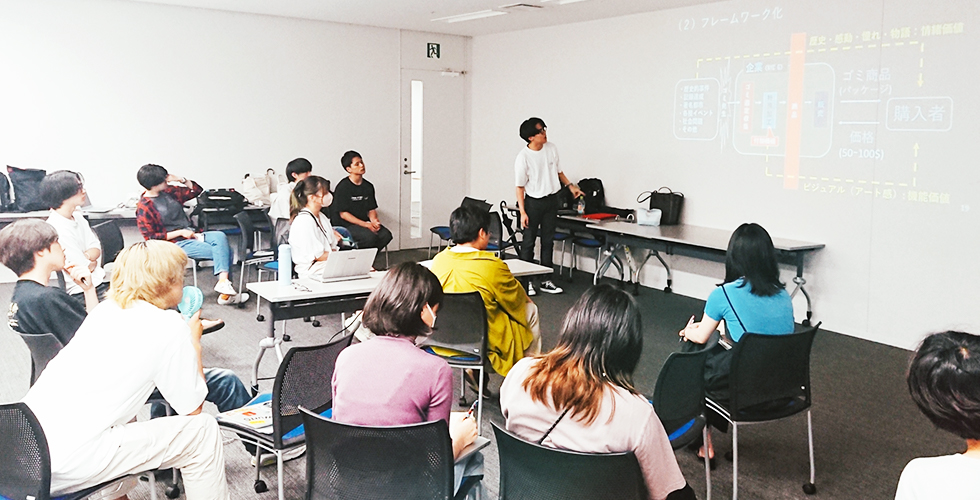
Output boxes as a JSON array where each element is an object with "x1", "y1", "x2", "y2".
[
  {"x1": 419, "y1": 291, "x2": 489, "y2": 433},
  {"x1": 234, "y1": 211, "x2": 276, "y2": 302},
  {"x1": 651, "y1": 348, "x2": 712, "y2": 500},
  {"x1": 553, "y1": 231, "x2": 571, "y2": 278},
  {"x1": 217, "y1": 333, "x2": 354, "y2": 500},
  {"x1": 0, "y1": 402, "x2": 152, "y2": 500},
  {"x1": 704, "y1": 324, "x2": 821, "y2": 500},
  {"x1": 429, "y1": 226, "x2": 452, "y2": 258},
  {"x1": 492, "y1": 421, "x2": 646, "y2": 500}
]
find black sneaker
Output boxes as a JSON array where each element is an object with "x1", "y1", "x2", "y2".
[{"x1": 539, "y1": 280, "x2": 563, "y2": 294}]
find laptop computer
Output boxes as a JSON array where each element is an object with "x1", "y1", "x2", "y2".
[
  {"x1": 81, "y1": 193, "x2": 118, "y2": 214},
  {"x1": 315, "y1": 248, "x2": 378, "y2": 283}
]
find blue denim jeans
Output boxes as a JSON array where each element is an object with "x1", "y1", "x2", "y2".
[
  {"x1": 150, "y1": 367, "x2": 250, "y2": 418},
  {"x1": 175, "y1": 231, "x2": 232, "y2": 275}
]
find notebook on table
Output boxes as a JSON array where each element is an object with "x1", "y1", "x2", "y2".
[{"x1": 314, "y1": 248, "x2": 378, "y2": 283}]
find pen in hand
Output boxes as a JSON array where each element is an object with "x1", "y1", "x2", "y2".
[
  {"x1": 465, "y1": 399, "x2": 479, "y2": 419},
  {"x1": 679, "y1": 315, "x2": 695, "y2": 342}
]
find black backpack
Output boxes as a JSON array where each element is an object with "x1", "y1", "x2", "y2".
[
  {"x1": 196, "y1": 188, "x2": 246, "y2": 211},
  {"x1": 578, "y1": 178, "x2": 605, "y2": 214}
]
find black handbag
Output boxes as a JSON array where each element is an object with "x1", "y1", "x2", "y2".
[{"x1": 637, "y1": 187, "x2": 684, "y2": 225}]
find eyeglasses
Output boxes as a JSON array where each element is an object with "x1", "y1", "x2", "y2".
[{"x1": 534, "y1": 127, "x2": 547, "y2": 135}]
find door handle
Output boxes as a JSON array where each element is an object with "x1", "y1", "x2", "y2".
[{"x1": 403, "y1": 169, "x2": 417, "y2": 175}]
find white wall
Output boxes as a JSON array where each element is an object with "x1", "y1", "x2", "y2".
[
  {"x1": 0, "y1": 0, "x2": 401, "y2": 216},
  {"x1": 470, "y1": 0, "x2": 980, "y2": 349}
]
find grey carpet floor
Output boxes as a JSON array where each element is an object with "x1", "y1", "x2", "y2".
[{"x1": 0, "y1": 249, "x2": 961, "y2": 499}]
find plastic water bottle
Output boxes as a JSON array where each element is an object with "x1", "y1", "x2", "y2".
[
  {"x1": 575, "y1": 196, "x2": 586, "y2": 215},
  {"x1": 278, "y1": 244, "x2": 292, "y2": 287}
]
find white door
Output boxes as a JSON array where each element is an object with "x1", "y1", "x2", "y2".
[{"x1": 399, "y1": 69, "x2": 467, "y2": 249}]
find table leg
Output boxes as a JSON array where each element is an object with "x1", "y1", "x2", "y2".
[
  {"x1": 790, "y1": 276, "x2": 813, "y2": 326},
  {"x1": 594, "y1": 243, "x2": 623, "y2": 284},
  {"x1": 638, "y1": 249, "x2": 673, "y2": 293},
  {"x1": 251, "y1": 305, "x2": 278, "y2": 396}
]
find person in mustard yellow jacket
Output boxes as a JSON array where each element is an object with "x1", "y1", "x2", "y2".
[{"x1": 430, "y1": 205, "x2": 541, "y2": 380}]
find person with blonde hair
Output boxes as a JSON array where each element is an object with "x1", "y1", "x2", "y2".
[{"x1": 22, "y1": 240, "x2": 234, "y2": 499}]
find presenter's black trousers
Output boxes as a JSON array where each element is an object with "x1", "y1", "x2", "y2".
[{"x1": 520, "y1": 192, "x2": 559, "y2": 271}]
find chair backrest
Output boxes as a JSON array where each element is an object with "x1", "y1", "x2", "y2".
[
  {"x1": 18, "y1": 333, "x2": 65, "y2": 386},
  {"x1": 487, "y1": 211, "x2": 505, "y2": 249},
  {"x1": 0, "y1": 402, "x2": 52, "y2": 500},
  {"x1": 299, "y1": 408, "x2": 453, "y2": 500},
  {"x1": 91, "y1": 220, "x2": 124, "y2": 265},
  {"x1": 651, "y1": 349, "x2": 709, "y2": 439},
  {"x1": 234, "y1": 211, "x2": 258, "y2": 255},
  {"x1": 491, "y1": 421, "x2": 645, "y2": 500},
  {"x1": 423, "y1": 292, "x2": 487, "y2": 359},
  {"x1": 728, "y1": 324, "x2": 820, "y2": 421},
  {"x1": 461, "y1": 196, "x2": 491, "y2": 212},
  {"x1": 498, "y1": 201, "x2": 522, "y2": 252},
  {"x1": 272, "y1": 334, "x2": 354, "y2": 448}
]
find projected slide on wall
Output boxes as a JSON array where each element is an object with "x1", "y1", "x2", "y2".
[{"x1": 670, "y1": 6, "x2": 966, "y2": 210}]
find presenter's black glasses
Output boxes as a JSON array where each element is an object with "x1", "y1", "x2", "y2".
[{"x1": 534, "y1": 127, "x2": 547, "y2": 135}]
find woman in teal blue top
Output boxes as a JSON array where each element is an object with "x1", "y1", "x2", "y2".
[{"x1": 678, "y1": 222, "x2": 795, "y2": 463}]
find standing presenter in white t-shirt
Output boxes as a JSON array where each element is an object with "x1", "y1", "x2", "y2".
[{"x1": 515, "y1": 117, "x2": 583, "y2": 296}]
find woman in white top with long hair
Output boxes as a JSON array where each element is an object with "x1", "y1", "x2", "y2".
[{"x1": 288, "y1": 176, "x2": 342, "y2": 280}]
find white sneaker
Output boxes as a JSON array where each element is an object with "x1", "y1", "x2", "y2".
[
  {"x1": 527, "y1": 282, "x2": 537, "y2": 297},
  {"x1": 539, "y1": 280, "x2": 563, "y2": 294},
  {"x1": 250, "y1": 445, "x2": 306, "y2": 467},
  {"x1": 214, "y1": 280, "x2": 238, "y2": 296},
  {"x1": 217, "y1": 292, "x2": 250, "y2": 305}
]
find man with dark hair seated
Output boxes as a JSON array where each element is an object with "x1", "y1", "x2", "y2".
[
  {"x1": 332, "y1": 150, "x2": 393, "y2": 251},
  {"x1": 136, "y1": 163, "x2": 247, "y2": 305},
  {"x1": 40, "y1": 170, "x2": 110, "y2": 302},
  {"x1": 1, "y1": 219, "x2": 97, "y2": 345},
  {"x1": 896, "y1": 330, "x2": 980, "y2": 498},
  {"x1": 429, "y1": 205, "x2": 541, "y2": 387}
]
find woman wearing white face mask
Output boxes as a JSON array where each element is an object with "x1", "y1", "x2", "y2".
[
  {"x1": 287, "y1": 175, "x2": 344, "y2": 280},
  {"x1": 331, "y1": 262, "x2": 481, "y2": 494}
]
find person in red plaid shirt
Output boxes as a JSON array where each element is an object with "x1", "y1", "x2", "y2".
[{"x1": 136, "y1": 164, "x2": 247, "y2": 305}]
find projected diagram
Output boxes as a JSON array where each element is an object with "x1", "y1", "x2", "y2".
[{"x1": 673, "y1": 26, "x2": 960, "y2": 204}]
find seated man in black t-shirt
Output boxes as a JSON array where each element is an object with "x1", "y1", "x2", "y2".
[
  {"x1": 332, "y1": 150, "x2": 393, "y2": 251},
  {"x1": 0, "y1": 220, "x2": 97, "y2": 345}
]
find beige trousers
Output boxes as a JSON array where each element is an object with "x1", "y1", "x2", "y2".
[
  {"x1": 53, "y1": 414, "x2": 230, "y2": 500},
  {"x1": 524, "y1": 301, "x2": 542, "y2": 357}
]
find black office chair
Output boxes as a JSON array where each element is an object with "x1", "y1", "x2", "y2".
[
  {"x1": 234, "y1": 211, "x2": 276, "y2": 301},
  {"x1": 17, "y1": 332, "x2": 64, "y2": 387},
  {"x1": 91, "y1": 220, "x2": 124, "y2": 265},
  {"x1": 498, "y1": 200, "x2": 522, "y2": 256},
  {"x1": 420, "y1": 291, "x2": 488, "y2": 431},
  {"x1": 218, "y1": 334, "x2": 354, "y2": 500},
  {"x1": 652, "y1": 349, "x2": 712, "y2": 500},
  {"x1": 491, "y1": 421, "x2": 646, "y2": 500},
  {"x1": 704, "y1": 323, "x2": 821, "y2": 500},
  {"x1": 300, "y1": 408, "x2": 477, "y2": 500},
  {"x1": 0, "y1": 402, "x2": 147, "y2": 500},
  {"x1": 487, "y1": 211, "x2": 518, "y2": 259}
]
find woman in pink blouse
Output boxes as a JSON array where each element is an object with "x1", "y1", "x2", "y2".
[
  {"x1": 500, "y1": 284, "x2": 695, "y2": 500},
  {"x1": 331, "y1": 262, "x2": 479, "y2": 491}
]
